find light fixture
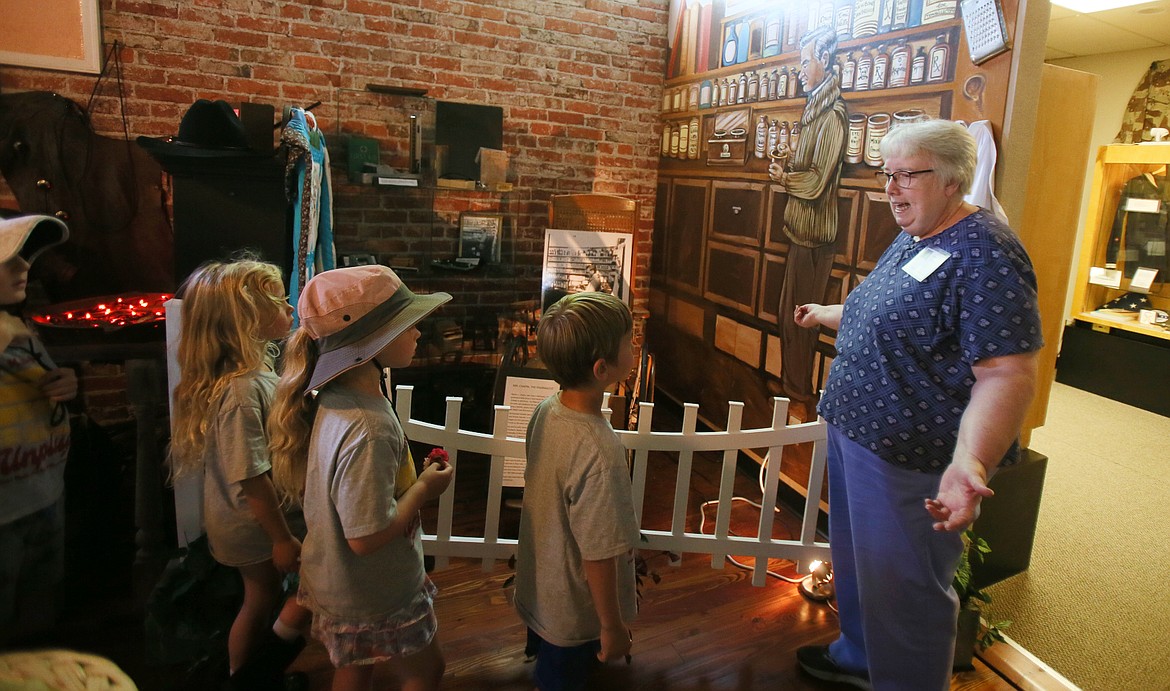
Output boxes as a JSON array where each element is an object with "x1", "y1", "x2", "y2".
[
  {"x1": 1050, "y1": 0, "x2": 1156, "y2": 13},
  {"x1": 799, "y1": 560, "x2": 835, "y2": 601}
]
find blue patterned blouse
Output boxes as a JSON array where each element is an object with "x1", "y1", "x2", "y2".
[{"x1": 818, "y1": 209, "x2": 1044, "y2": 473}]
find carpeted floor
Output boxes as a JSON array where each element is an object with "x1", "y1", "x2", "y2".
[{"x1": 986, "y1": 382, "x2": 1170, "y2": 691}]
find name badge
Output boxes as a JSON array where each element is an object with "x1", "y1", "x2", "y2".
[{"x1": 902, "y1": 246, "x2": 950, "y2": 282}]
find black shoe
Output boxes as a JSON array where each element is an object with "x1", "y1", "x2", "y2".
[{"x1": 796, "y1": 645, "x2": 872, "y2": 690}]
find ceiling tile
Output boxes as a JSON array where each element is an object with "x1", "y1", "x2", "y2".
[
  {"x1": 1046, "y1": 14, "x2": 1161, "y2": 57},
  {"x1": 1092, "y1": 3, "x2": 1170, "y2": 45}
]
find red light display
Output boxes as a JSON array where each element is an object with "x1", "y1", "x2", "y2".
[{"x1": 30, "y1": 293, "x2": 172, "y2": 330}]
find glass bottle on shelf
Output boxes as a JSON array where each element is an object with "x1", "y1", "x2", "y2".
[
  {"x1": 846, "y1": 112, "x2": 867, "y2": 164},
  {"x1": 661, "y1": 124, "x2": 671, "y2": 157},
  {"x1": 719, "y1": 78, "x2": 730, "y2": 107},
  {"x1": 670, "y1": 122, "x2": 681, "y2": 158},
  {"x1": 687, "y1": 115, "x2": 700, "y2": 159},
  {"x1": 819, "y1": 0, "x2": 836, "y2": 29},
  {"x1": 910, "y1": 45, "x2": 927, "y2": 84},
  {"x1": 855, "y1": 46, "x2": 873, "y2": 92},
  {"x1": 760, "y1": 70, "x2": 772, "y2": 101},
  {"x1": 787, "y1": 67, "x2": 798, "y2": 97},
  {"x1": 747, "y1": 71, "x2": 760, "y2": 103},
  {"x1": 878, "y1": 0, "x2": 895, "y2": 33},
  {"x1": 908, "y1": 0, "x2": 925, "y2": 26},
  {"x1": 678, "y1": 119, "x2": 689, "y2": 159},
  {"x1": 737, "y1": 72, "x2": 748, "y2": 103},
  {"x1": 921, "y1": 0, "x2": 958, "y2": 24},
  {"x1": 836, "y1": 0, "x2": 855, "y2": 40},
  {"x1": 891, "y1": 0, "x2": 911, "y2": 29},
  {"x1": 727, "y1": 77, "x2": 739, "y2": 106},
  {"x1": 927, "y1": 34, "x2": 950, "y2": 82},
  {"x1": 662, "y1": 90, "x2": 671, "y2": 113},
  {"x1": 785, "y1": 7, "x2": 801, "y2": 51},
  {"x1": 790, "y1": 122, "x2": 802, "y2": 151},
  {"x1": 852, "y1": 0, "x2": 880, "y2": 38},
  {"x1": 723, "y1": 23, "x2": 740, "y2": 67},
  {"x1": 672, "y1": 88, "x2": 683, "y2": 111},
  {"x1": 767, "y1": 118, "x2": 780, "y2": 156},
  {"x1": 778, "y1": 120, "x2": 791, "y2": 150},
  {"x1": 770, "y1": 69, "x2": 781, "y2": 100},
  {"x1": 871, "y1": 42, "x2": 890, "y2": 90},
  {"x1": 841, "y1": 51, "x2": 858, "y2": 91},
  {"x1": 688, "y1": 83, "x2": 699, "y2": 110},
  {"x1": 763, "y1": 10, "x2": 783, "y2": 57},
  {"x1": 778, "y1": 67, "x2": 790, "y2": 99},
  {"x1": 889, "y1": 38, "x2": 910, "y2": 88},
  {"x1": 755, "y1": 114, "x2": 769, "y2": 158},
  {"x1": 699, "y1": 79, "x2": 713, "y2": 109}
]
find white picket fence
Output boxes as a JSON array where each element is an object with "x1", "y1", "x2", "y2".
[{"x1": 397, "y1": 386, "x2": 831, "y2": 587}]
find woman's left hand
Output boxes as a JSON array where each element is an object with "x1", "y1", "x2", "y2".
[
  {"x1": 925, "y1": 457, "x2": 994, "y2": 532},
  {"x1": 40, "y1": 367, "x2": 78, "y2": 403}
]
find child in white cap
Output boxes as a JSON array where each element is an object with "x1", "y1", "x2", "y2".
[
  {"x1": 269, "y1": 265, "x2": 454, "y2": 691},
  {"x1": 0, "y1": 215, "x2": 76, "y2": 646}
]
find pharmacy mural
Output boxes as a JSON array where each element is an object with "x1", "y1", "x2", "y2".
[{"x1": 648, "y1": 0, "x2": 1020, "y2": 447}]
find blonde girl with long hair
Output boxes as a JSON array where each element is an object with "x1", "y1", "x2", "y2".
[
  {"x1": 269, "y1": 265, "x2": 454, "y2": 691},
  {"x1": 170, "y1": 257, "x2": 312, "y2": 691}
]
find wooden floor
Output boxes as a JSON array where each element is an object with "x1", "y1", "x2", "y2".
[
  {"x1": 283, "y1": 445, "x2": 1018, "y2": 691},
  {"x1": 24, "y1": 418, "x2": 1022, "y2": 690}
]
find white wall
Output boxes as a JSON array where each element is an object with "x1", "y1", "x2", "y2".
[{"x1": 1048, "y1": 47, "x2": 1170, "y2": 320}]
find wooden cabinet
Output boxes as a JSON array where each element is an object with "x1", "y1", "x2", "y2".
[{"x1": 664, "y1": 179, "x2": 710, "y2": 292}]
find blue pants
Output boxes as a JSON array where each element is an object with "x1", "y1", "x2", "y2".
[
  {"x1": 825, "y1": 425, "x2": 965, "y2": 691},
  {"x1": 525, "y1": 627, "x2": 600, "y2": 691}
]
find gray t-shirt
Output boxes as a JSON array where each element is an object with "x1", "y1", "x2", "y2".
[
  {"x1": 514, "y1": 393, "x2": 640, "y2": 647},
  {"x1": 298, "y1": 387, "x2": 425, "y2": 623},
  {"x1": 202, "y1": 371, "x2": 279, "y2": 566}
]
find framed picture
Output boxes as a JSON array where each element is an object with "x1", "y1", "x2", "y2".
[
  {"x1": 458, "y1": 212, "x2": 503, "y2": 264},
  {"x1": 541, "y1": 228, "x2": 633, "y2": 311},
  {"x1": 0, "y1": 0, "x2": 103, "y2": 74}
]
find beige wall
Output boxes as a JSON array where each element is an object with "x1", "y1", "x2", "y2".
[{"x1": 1048, "y1": 46, "x2": 1170, "y2": 321}]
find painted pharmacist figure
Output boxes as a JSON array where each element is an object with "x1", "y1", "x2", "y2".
[{"x1": 767, "y1": 24, "x2": 847, "y2": 403}]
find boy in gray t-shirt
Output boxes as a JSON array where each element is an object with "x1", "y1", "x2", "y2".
[{"x1": 514, "y1": 292, "x2": 640, "y2": 691}]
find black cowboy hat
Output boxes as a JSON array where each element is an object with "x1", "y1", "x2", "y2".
[{"x1": 137, "y1": 99, "x2": 264, "y2": 159}]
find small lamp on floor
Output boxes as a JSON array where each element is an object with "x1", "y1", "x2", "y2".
[{"x1": 800, "y1": 560, "x2": 834, "y2": 601}]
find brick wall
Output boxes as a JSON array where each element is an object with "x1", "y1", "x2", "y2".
[{"x1": 1, "y1": 0, "x2": 669, "y2": 328}]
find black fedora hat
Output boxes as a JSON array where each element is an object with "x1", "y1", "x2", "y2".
[{"x1": 137, "y1": 99, "x2": 264, "y2": 159}]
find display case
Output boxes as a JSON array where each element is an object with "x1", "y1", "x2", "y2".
[
  {"x1": 1059, "y1": 144, "x2": 1170, "y2": 417},
  {"x1": 1068, "y1": 144, "x2": 1170, "y2": 340}
]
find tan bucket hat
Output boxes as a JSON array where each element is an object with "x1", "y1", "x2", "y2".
[{"x1": 298, "y1": 265, "x2": 451, "y2": 393}]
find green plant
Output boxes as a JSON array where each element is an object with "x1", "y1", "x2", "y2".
[{"x1": 953, "y1": 528, "x2": 1011, "y2": 651}]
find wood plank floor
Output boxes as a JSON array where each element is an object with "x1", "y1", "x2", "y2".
[
  {"x1": 284, "y1": 445, "x2": 1018, "y2": 690},
  {"x1": 25, "y1": 418, "x2": 1022, "y2": 690}
]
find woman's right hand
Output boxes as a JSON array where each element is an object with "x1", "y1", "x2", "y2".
[
  {"x1": 794, "y1": 303, "x2": 843, "y2": 330},
  {"x1": 794, "y1": 303, "x2": 823, "y2": 328},
  {"x1": 418, "y1": 461, "x2": 455, "y2": 500}
]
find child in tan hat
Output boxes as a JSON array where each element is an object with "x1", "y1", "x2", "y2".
[
  {"x1": 269, "y1": 265, "x2": 454, "y2": 691},
  {"x1": 0, "y1": 215, "x2": 76, "y2": 646}
]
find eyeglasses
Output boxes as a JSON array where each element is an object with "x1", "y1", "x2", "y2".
[{"x1": 875, "y1": 169, "x2": 934, "y2": 189}]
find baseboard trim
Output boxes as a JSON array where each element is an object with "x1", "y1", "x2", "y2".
[{"x1": 977, "y1": 631, "x2": 1081, "y2": 691}]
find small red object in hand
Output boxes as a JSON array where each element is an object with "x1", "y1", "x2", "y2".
[{"x1": 425, "y1": 448, "x2": 449, "y2": 469}]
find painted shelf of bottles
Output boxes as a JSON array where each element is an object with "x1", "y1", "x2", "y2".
[{"x1": 660, "y1": 1, "x2": 965, "y2": 173}]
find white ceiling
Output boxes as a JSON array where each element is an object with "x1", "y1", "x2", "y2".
[{"x1": 1045, "y1": 0, "x2": 1170, "y2": 60}]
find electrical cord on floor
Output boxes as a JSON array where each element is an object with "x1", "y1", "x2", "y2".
[{"x1": 696, "y1": 496, "x2": 804, "y2": 583}]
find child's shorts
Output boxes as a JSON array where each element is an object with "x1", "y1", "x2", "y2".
[
  {"x1": 307, "y1": 578, "x2": 438, "y2": 668},
  {"x1": 525, "y1": 627, "x2": 601, "y2": 691},
  {"x1": 0, "y1": 498, "x2": 65, "y2": 626}
]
